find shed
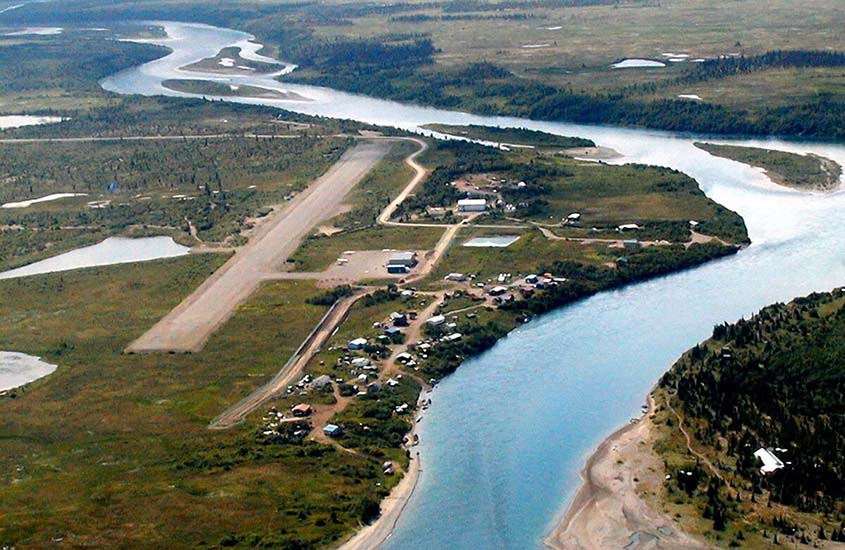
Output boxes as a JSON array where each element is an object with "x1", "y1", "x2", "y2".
[{"x1": 323, "y1": 424, "x2": 343, "y2": 438}]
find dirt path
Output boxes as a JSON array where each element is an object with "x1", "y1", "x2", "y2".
[
  {"x1": 126, "y1": 140, "x2": 392, "y2": 353},
  {"x1": 546, "y1": 396, "x2": 711, "y2": 550}
]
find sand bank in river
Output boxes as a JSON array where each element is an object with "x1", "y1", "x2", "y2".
[{"x1": 545, "y1": 396, "x2": 710, "y2": 550}]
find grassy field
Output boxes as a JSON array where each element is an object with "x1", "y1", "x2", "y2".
[
  {"x1": 289, "y1": 225, "x2": 445, "y2": 272},
  {"x1": 0, "y1": 255, "x2": 407, "y2": 549},
  {"x1": 695, "y1": 142, "x2": 842, "y2": 190},
  {"x1": 427, "y1": 226, "x2": 616, "y2": 283}
]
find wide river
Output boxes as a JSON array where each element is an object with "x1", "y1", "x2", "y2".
[{"x1": 102, "y1": 22, "x2": 845, "y2": 550}]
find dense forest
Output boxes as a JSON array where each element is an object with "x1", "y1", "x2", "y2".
[
  {"x1": 660, "y1": 289, "x2": 845, "y2": 520},
  {"x1": 0, "y1": 34, "x2": 166, "y2": 94}
]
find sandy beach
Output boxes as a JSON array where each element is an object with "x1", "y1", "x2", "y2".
[{"x1": 545, "y1": 395, "x2": 710, "y2": 550}]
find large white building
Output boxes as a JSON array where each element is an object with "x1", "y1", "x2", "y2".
[{"x1": 457, "y1": 198, "x2": 487, "y2": 212}]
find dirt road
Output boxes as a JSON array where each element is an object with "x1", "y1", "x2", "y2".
[
  {"x1": 126, "y1": 140, "x2": 391, "y2": 353},
  {"x1": 210, "y1": 292, "x2": 365, "y2": 428}
]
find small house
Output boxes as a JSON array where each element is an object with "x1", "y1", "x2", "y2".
[
  {"x1": 347, "y1": 337, "x2": 368, "y2": 350},
  {"x1": 292, "y1": 403, "x2": 312, "y2": 417},
  {"x1": 323, "y1": 424, "x2": 343, "y2": 438},
  {"x1": 457, "y1": 198, "x2": 487, "y2": 212}
]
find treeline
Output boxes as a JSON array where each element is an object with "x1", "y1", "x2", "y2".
[
  {"x1": 684, "y1": 50, "x2": 845, "y2": 84},
  {"x1": 501, "y1": 242, "x2": 739, "y2": 316},
  {"x1": 660, "y1": 288, "x2": 845, "y2": 516}
]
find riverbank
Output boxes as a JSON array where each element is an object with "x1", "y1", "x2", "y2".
[
  {"x1": 545, "y1": 395, "x2": 710, "y2": 550},
  {"x1": 335, "y1": 434, "x2": 422, "y2": 550}
]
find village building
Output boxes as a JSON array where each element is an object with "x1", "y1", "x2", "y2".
[
  {"x1": 457, "y1": 198, "x2": 487, "y2": 212},
  {"x1": 390, "y1": 311, "x2": 408, "y2": 326},
  {"x1": 388, "y1": 251, "x2": 418, "y2": 267},
  {"x1": 292, "y1": 403, "x2": 313, "y2": 417},
  {"x1": 427, "y1": 314, "x2": 446, "y2": 326},
  {"x1": 323, "y1": 424, "x2": 343, "y2": 438},
  {"x1": 310, "y1": 374, "x2": 332, "y2": 389},
  {"x1": 347, "y1": 337, "x2": 368, "y2": 350}
]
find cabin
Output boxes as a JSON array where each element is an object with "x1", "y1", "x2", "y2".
[
  {"x1": 292, "y1": 403, "x2": 312, "y2": 417},
  {"x1": 754, "y1": 447, "x2": 785, "y2": 474},
  {"x1": 389, "y1": 251, "x2": 418, "y2": 267},
  {"x1": 323, "y1": 424, "x2": 343, "y2": 438},
  {"x1": 347, "y1": 337, "x2": 368, "y2": 350},
  {"x1": 457, "y1": 198, "x2": 487, "y2": 212}
]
